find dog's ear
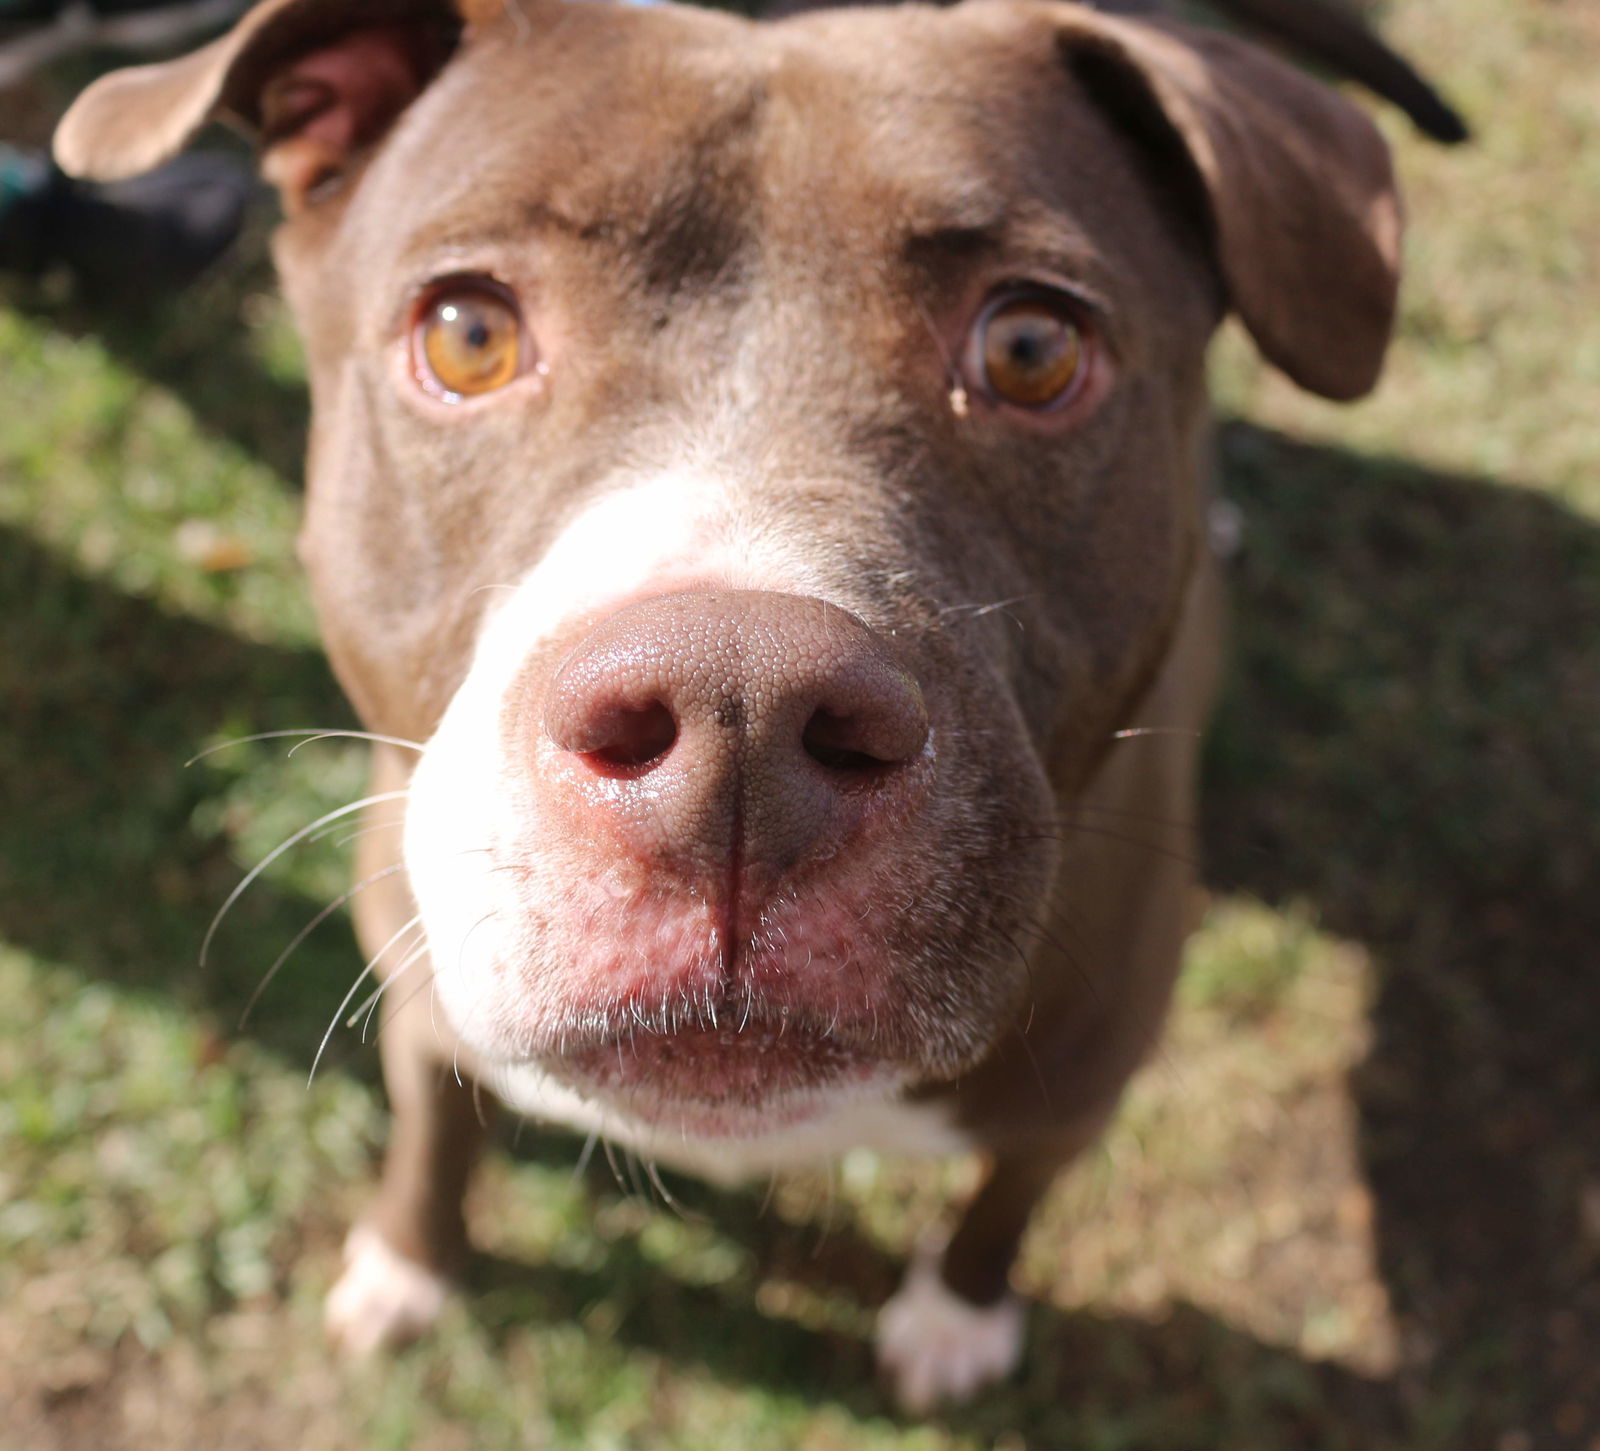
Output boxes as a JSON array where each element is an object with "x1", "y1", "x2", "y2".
[
  {"x1": 55, "y1": 0, "x2": 512, "y2": 211},
  {"x1": 1057, "y1": 9, "x2": 1402, "y2": 401}
]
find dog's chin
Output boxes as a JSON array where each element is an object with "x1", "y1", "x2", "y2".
[{"x1": 537, "y1": 1024, "x2": 891, "y2": 1139}]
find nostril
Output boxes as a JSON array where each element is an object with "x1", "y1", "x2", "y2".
[
  {"x1": 581, "y1": 701, "x2": 677, "y2": 775},
  {"x1": 542, "y1": 591, "x2": 928, "y2": 802},
  {"x1": 802, "y1": 708, "x2": 902, "y2": 776}
]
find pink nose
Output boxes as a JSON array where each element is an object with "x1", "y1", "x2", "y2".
[{"x1": 540, "y1": 590, "x2": 929, "y2": 884}]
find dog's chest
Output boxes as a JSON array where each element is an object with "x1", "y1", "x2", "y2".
[{"x1": 492, "y1": 1067, "x2": 974, "y2": 1184}]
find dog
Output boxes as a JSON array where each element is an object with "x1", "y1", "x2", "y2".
[{"x1": 56, "y1": 0, "x2": 1404, "y2": 1411}]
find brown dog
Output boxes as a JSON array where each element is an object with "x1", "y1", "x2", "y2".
[{"x1": 57, "y1": 0, "x2": 1400, "y2": 1410}]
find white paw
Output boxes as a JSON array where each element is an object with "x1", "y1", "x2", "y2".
[
  {"x1": 875, "y1": 1249, "x2": 1025, "y2": 1414},
  {"x1": 324, "y1": 1224, "x2": 452, "y2": 1357}
]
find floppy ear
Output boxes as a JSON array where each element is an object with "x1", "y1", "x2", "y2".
[
  {"x1": 1056, "y1": 7, "x2": 1403, "y2": 401},
  {"x1": 54, "y1": 0, "x2": 502, "y2": 211}
]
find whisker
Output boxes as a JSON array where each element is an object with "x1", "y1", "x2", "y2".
[
  {"x1": 935, "y1": 594, "x2": 1039, "y2": 631},
  {"x1": 307, "y1": 911, "x2": 422, "y2": 1087},
  {"x1": 1011, "y1": 1017, "x2": 1053, "y2": 1111},
  {"x1": 1110, "y1": 726, "x2": 1202, "y2": 742},
  {"x1": 186, "y1": 729, "x2": 423, "y2": 766},
  {"x1": 601, "y1": 1137, "x2": 632, "y2": 1197},
  {"x1": 910, "y1": 297, "x2": 959, "y2": 396},
  {"x1": 1062, "y1": 801, "x2": 1196, "y2": 832},
  {"x1": 1047, "y1": 820, "x2": 1200, "y2": 870},
  {"x1": 644, "y1": 1157, "x2": 697, "y2": 1221},
  {"x1": 445, "y1": 913, "x2": 499, "y2": 1082},
  {"x1": 373, "y1": 965, "x2": 439, "y2": 1032},
  {"x1": 331, "y1": 817, "x2": 407, "y2": 850},
  {"x1": 306, "y1": 808, "x2": 404, "y2": 848},
  {"x1": 287, "y1": 731, "x2": 423, "y2": 758},
  {"x1": 995, "y1": 920, "x2": 1036, "y2": 1002},
  {"x1": 201, "y1": 790, "x2": 409, "y2": 968},
  {"x1": 574, "y1": 1129, "x2": 601, "y2": 1183},
  {"x1": 811, "y1": 1164, "x2": 838, "y2": 1257},
  {"x1": 622, "y1": 1144, "x2": 649, "y2": 1203},
  {"x1": 352, "y1": 935, "x2": 430, "y2": 1038},
  {"x1": 238, "y1": 863, "x2": 402, "y2": 1029},
  {"x1": 988, "y1": 888, "x2": 1103, "y2": 1011}
]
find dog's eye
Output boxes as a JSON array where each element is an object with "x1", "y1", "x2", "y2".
[
  {"x1": 413, "y1": 282, "x2": 524, "y2": 400},
  {"x1": 973, "y1": 292, "x2": 1086, "y2": 410}
]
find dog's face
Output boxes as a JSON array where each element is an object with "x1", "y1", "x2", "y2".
[
  {"x1": 291, "y1": 1, "x2": 1221, "y2": 1123},
  {"x1": 59, "y1": 0, "x2": 1399, "y2": 1138}
]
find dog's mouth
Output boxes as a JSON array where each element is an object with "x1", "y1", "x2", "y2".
[
  {"x1": 426, "y1": 838, "x2": 1042, "y2": 1134},
  {"x1": 526, "y1": 996, "x2": 890, "y2": 1135}
]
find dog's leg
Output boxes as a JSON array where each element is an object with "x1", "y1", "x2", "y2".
[
  {"x1": 877, "y1": 1145, "x2": 1082, "y2": 1413},
  {"x1": 877, "y1": 552, "x2": 1222, "y2": 1412},
  {"x1": 326, "y1": 974, "x2": 494, "y2": 1354},
  {"x1": 325, "y1": 748, "x2": 495, "y2": 1354}
]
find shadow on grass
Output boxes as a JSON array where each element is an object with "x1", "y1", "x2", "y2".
[
  {"x1": 0, "y1": 523, "x2": 358, "y2": 1062},
  {"x1": 1205, "y1": 421, "x2": 1600, "y2": 1447},
  {"x1": 9, "y1": 227, "x2": 310, "y2": 486},
  {"x1": 7, "y1": 420, "x2": 1598, "y2": 1446},
  {"x1": 461, "y1": 1174, "x2": 1406, "y2": 1448}
]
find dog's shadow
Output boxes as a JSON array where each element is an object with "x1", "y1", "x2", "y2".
[
  {"x1": 461, "y1": 1149, "x2": 1408, "y2": 1441},
  {"x1": 1201, "y1": 422, "x2": 1600, "y2": 1441},
  {"x1": 6, "y1": 375, "x2": 1598, "y2": 1439}
]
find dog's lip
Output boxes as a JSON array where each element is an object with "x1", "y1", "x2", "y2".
[
  {"x1": 538, "y1": 1005, "x2": 876, "y2": 1065},
  {"x1": 526, "y1": 1005, "x2": 888, "y2": 1124}
]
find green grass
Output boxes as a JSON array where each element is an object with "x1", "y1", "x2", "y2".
[{"x1": 3, "y1": 1, "x2": 1599, "y2": 1445}]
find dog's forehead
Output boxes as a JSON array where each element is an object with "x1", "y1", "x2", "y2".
[{"x1": 351, "y1": 1, "x2": 1129, "y2": 289}]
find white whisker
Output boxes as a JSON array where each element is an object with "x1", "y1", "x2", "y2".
[
  {"x1": 643, "y1": 1158, "x2": 698, "y2": 1222},
  {"x1": 200, "y1": 791, "x2": 408, "y2": 968},
  {"x1": 574, "y1": 1129, "x2": 601, "y2": 1182},
  {"x1": 936, "y1": 594, "x2": 1039, "y2": 628},
  {"x1": 186, "y1": 729, "x2": 423, "y2": 766},
  {"x1": 448, "y1": 912, "x2": 501, "y2": 1085},
  {"x1": 307, "y1": 911, "x2": 422, "y2": 1087},
  {"x1": 331, "y1": 817, "x2": 407, "y2": 850},
  {"x1": 238, "y1": 862, "x2": 402, "y2": 1029},
  {"x1": 373, "y1": 968, "x2": 440, "y2": 1036},
  {"x1": 352, "y1": 935, "x2": 430, "y2": 1039}
]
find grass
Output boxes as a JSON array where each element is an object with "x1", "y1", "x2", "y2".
[{"x1": 3, "y1": 0, "x2": 1598, "y2": 1446}]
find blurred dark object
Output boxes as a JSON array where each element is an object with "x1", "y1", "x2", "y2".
[
  {"x1": 0, "y1": 0, "x2": 248, "y2": 88},
  {"x1": 760, "y1": 0, "x2": 1469, "y2": 144},
  {"x1": 0, "y1": 1, "x2": 255, "y2": 304},
  {"x1": 7, "y1": 0, "x2": 1467, "y2": 145},
  {"x1": 0, "y1": 142, "x2": 254, "y2": 302},
  {"x1": 1189, "y1": 0, "x2": 1467, "y2": 143}
]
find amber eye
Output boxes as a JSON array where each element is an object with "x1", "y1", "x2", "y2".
[
  {"x1": 413, "y1": 282, "x2": 524, "y2": 399},
  {"x1": 976, "y1": 292, "x2": 1087, "y2": 410}
]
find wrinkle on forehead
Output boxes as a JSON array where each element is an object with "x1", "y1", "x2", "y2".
[
  {"x1": 356, "y1": 6, "x2": 1055, "y2": 246},
  {"x1": 313, "y1": 0, "x2": 1202, "y2": 390},
  {"x1": 745, "y1": 26, "x2": 1153, "y2": 303}
]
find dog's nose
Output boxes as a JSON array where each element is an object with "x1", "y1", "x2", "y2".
[{"x1": 541, "y1": 590, "x2": 929, "y2": 882}]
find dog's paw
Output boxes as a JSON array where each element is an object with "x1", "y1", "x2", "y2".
[
  {"x1": 324, "y1": 1224, "x2": 452, "y2": 1357},
  {"x1": 875, "y1": 1250, "x2": 1025, "y2": 1414}
]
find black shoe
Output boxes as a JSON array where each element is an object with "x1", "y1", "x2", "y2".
[{"x1": 0, "y1": 141, "x2": 256, "y2": 303}]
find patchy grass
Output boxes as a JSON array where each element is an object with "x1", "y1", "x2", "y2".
[{"x1": 3, "y1": 0, "x2": 1598, "y2": 1446}]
